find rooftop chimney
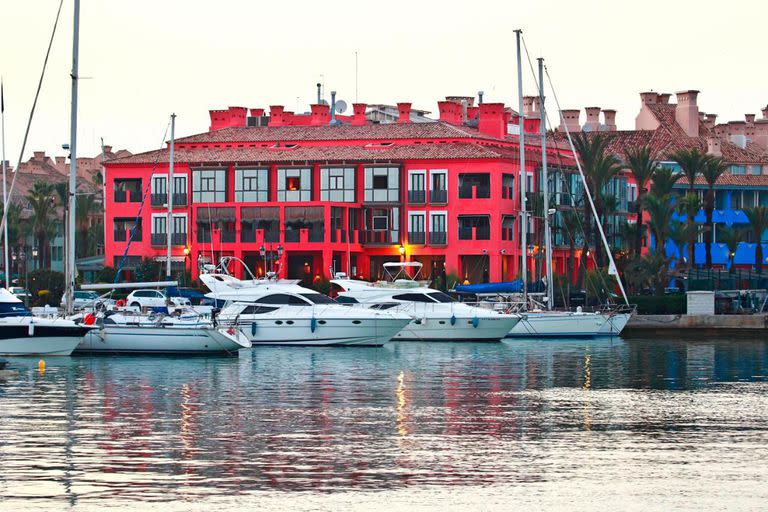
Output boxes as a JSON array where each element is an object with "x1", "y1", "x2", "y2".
[
  {"x1": 675, "y1": 90, "x2": 700, "y2": 137},
  {"x1": 33, "y1": 151, "x2": 46, "y2": 161},
  {"x1": 522, "y1": 96, "x2": 536, "y2": 117},
  {"x1": 706, "y1": 136, "x2": 722, "y2": 156},
  {"x1": 753, "y1": 119, "x2": 768, "y2": 148},
  {"x1": 316, "y1": 83, "x2": 322, "y2": 105},
  {"x1": 746, "y1": 113, "x2": 756, "y2": 124},
  {"x1": 727, "y1": 121, "x2": 747, "y2": 148},
  {"x1": 397, "y1": 102, "x2": 412, "y2": 124},
  {"x1": 559, "y1": 109, "x2": 581, "y2": 133},
  {"x1": 102, "y1": 145, "x2": 113, "y2": 154},
  {"x1": 703, "y1": 113, "x2": 717, "y2": 130},
  {"x1": 602, "y1": 109, "x2": 617, "y2": 131},
  {"x1": 352, "y1": 103, "x2": 367, "y2": 125},
  {"x1": 658, "y1": 93, "x2": 672, "y2": 104},
  {"x1": 310, "y1": 103, "x2": 330, "y2": 126},
  {"x1": 269, "y1": 105, "x2": 286, "y2": 127},
  {"x1": 762, "y1": 105, "x2": 768, "y2": 120},
  {"x1": 584, "y1": 107, "x2": 601, "y2": 132},
  {"x1": 639, "y1": 92, "x2": 658, "y2": 106},
  {"x1": 438, "y1": 101, "x2": 462, "y2": 125},
  {"x1": 478, "y1": 91, "x2": 484, "y2": 105},
  {"x1": 478, "y1": 103, "x2": 506, "y2": 139}
]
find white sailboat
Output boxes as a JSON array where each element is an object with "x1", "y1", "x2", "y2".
[{"x1": 504, "y1": 34, "x2": 633, "y2": 338}]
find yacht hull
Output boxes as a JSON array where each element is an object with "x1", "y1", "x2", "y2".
[
  {"x1": 394, "y1": 315, "x2": 521, "y2": 342},
  {"x1": 506, "y1": 312, "x2": 629, "y2": 338},
  {"x1": 76, "y1": 325, "x2": 248, "y2": 355},
  {"x1": 0, "y1": 323, "x2": 91, "y2": 356},
  {"x1": 231, "y1": 317, "x2": 410, "y2": 347}
]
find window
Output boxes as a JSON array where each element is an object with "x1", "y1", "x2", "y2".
[
  {"x1": 256, "y1": 294, "x2": 311, "y2": 306},
  {"x1": 392, "y1": 293, "x2": 437, "y2": 303},
  {"x1": 114, "y1": 179, "x2": 142, "y2": 203},
  {"x1": 429, "y1": 170, "x2": 448, "y2": 203},
  {"x1": 278, "y1": 168, "x2": 311, "y2": 201},
  {"x1": 731, "y1": 191, "x2": 742, "y2": 209},
  {"x1": 364, "y1": 166, "x2": 400, "y2": 202},
  {"x1": 152, "y1": 175, "x2": 167, "y2": 196},
  {"x1": 153, "y1": 215, "x2": 167, "y2": 235},
  {"x1": 408, "y1": 170, "x2": 426, "y2": 203},
  {"x1": 730, "y1": 165, "x2": 747, "y2": 175},
  {"x1": 750, "y1": 165, "x2": 762, "y2": 175},
  {"x1": 284, "y1": 206, "x2": 324, "y2": 242},
  {"x1": 372, "y1": 216, "x2": 388, "y2": 230},
  {"x1": 241, "y1": 305, "x2": 279, "y2": 315},
  {"x1": 320, "y1": 167, "x2": 355, "y2": 202},
  {"x1": 502, "y1": 174, "x2": 515, "y2": 199},
  {"x1": 408, "y1": 212, "x2": 425, "y2": 244},
  {"x1": 502, "y1": 215, "x2": 515, "y2": 240},
  {"x1": 235, "y1": 168, "x2": 268, "y2": 202},
  {"x1": 299, "y1": 293, "x2": 338, "y2": 305},
  {"x1": 458, "y1": 173, "x2": 490, "y2": 198},
  {"x1": 193, "y1": 169, "x2": 226, "y2": 202},
  {"x1": 113, "y1": 217, "x2": 142, "y2": 242},
  {"x1": 430, "y1": 212, "x2": 447, "y2": 245},
  {"x1": 427, "y1": 292, "x2": 454, "y2": 303},
  {"x1": 458, "y1": 215, "x2": 490, "y2": 240},
  {"x1": 242, "y1": 206, "x2": 280, "y2": 243}
]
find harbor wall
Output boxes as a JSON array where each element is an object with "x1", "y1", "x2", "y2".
[{"x1": 624, "y1": 314, "x2": 768, "y2": 336}]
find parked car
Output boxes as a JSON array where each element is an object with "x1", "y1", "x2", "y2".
[
  {"x1": 60, "y1": 290, "x2": 116, "y2": 311},
  {"x1": 8, "y1": 287, "x2": 31, "y2": 299},
  {"x1": 165, "y1": 286, "x2": 208, "y2": 306},
  {"x1": 126, "y1": 289, "x2": 190, "y2": 309}
]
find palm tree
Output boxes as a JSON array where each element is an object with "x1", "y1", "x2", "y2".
[
  {"x1": 625, "y1": 250, "x2": 670, "y2": 296},
  {"x1": 700, "y1": 157, "x2": 727, "y2": 268},
  {"x1": 75, "y1": 193, "x2": 100, "y2": 258},
  {"x1": 624, "y1": 146, "x2": 656, "y2": 257},
  {"x1": 643, "y1": 192, "x2": 675, "y2": 253},
  {"x1": 743, "y1": 206, "x2": 768, "y2": 273},
  {"x1": 558, "y1": 211, "x2": 581, "y2": 285},
  {"x1": 677, "y1": 192, "x2": 702, "y2": 269},
  {"x1": 650, "y1": 167, "x2": 682, "y2": 197},
  {"x1": 572, "y1": 133, "x2": 622, "y2": 270},
  {"x1": 669, "y1": 148, "x2": 711, "y2": 194},
  {"x1": 719, "y1": 226, "x2": 742, "y2": 272},
  {"x1": 25, "y1": 181, "x2": 56, "y2": 269}
]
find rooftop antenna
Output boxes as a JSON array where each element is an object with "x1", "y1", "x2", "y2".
[
  {"x1": 316, "y1": 83, "x2": 321, "y2": 105},
  {"x1": 478, "y1": 90, "x2": 484, "y2": 105}
]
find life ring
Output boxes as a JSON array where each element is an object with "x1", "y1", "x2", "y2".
[{"x1": 84, "y1": 313, "x2": 96, "y2": 325}]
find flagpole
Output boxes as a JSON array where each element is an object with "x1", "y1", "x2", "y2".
[{"x1": 1, "y1": 79, "x2": 9, "y2": 289}]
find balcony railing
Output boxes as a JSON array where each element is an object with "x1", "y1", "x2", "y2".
[
  {"x1": 430, "y1": 189, "x2": 448, "y2": 204},
  {"x1": 114, "y1": 190, "x2": 127, "y2": 203},
  {"x1": 408, "y1": 231, "x2": 426, "y2": 245},
  {"x1": 458, "y1": 226, "x2": 490, "y2": 240},
  {"x1": 151, "y1": 233, "x2": 166, "y2": 246},
  {"x1": 197, "y1": 231, "x2": 211, "y2": 243},
  {"x1": 308, "y1": 229, "x2": 324, "y2": 243},
  {"x1": 220, "y1": 231, "x2": 236, "y2": 243},
  {"x1": 362, "y1": 230, "x2": 396, "y2": 245},
  {"x1": 172, "y1": 232, "x2": 187, "y2": 246},
  {"x1": 408, "y1": 190, "x2": 426, "y2": 204},
  {"x1": 151, "y1": 193, "x2": 166, "y2": 206},
  {"x1": 173, "y1": 193, "x2": 188, "y2": 207},
  {"x1": 429, "y1": 231, "x2": 447, "y2": 245}
]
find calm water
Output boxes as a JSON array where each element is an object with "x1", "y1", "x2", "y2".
[{"x1": 1, "y1": 337, "x2": 767, "y2": 511}]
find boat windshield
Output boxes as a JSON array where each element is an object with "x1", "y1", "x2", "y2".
[
  {"x1": 300, "y1": 293, "x2": 338, "y2": 305},
  {"x1": 0, "y1": 302, "x2": 32, "y2": 317},
  {"x1": 427, "y1": 292, "x2": 454, "y2": 303}
]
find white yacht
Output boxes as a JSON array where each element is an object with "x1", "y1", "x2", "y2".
[
  {"x1": 0, "y1": 289, "x2": 92, "y2": 356},
  {"x1": 77, "y1": 308, "x2": 250, "y2": 355},
  {"x1": 330, "y1": 263, "x2": 522, "y2": 342},
  {"x1": 199, "y1": 262, "x2": 412, "y2": 347}
]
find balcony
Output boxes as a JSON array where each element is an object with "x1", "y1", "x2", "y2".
[
  {"x1": 173, "y1": 193, "x2": 188, "y2": 207},
  {"x1": 220, "y1": 231, "x2": 236, "y2": 243},
  {"x1": 408, "y1": 231, "x2": 426, "y2": 245},
  {"x1": 429, "y1": 231, "x2": 447, "y2": 245},
  {"x1": 172, "y1": 232, "x2": 187, "y2": 246},
  {"x1": 151, "y1": 233, "x2": 166, "y2": 246},
  {"x1": 430, "y1": 189, "x2": 448, "y2": 204},
  {"x1": 151, "y1": 193, "x2": 166, "y2": 206},
  {"x1": 408, "y1": 190, "x2": 426, "y2": 204},
  {"x1": 284, "y1": 228, "x2": 324, "y2": 243}
]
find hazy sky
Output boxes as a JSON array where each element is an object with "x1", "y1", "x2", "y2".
[{"x1": 1, "y1": 0, "x2": 766, "y2": 161}]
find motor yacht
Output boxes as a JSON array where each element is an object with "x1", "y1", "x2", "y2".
[
  {"x1": 198, "y1": 260, "x2": 412, "y2": 346},
  {"x1": 0, "y1": 288, "x2": 92, "y2": 356},
  {"x1": 330, "y1": 263, "x2": 522, "y2": 342}
]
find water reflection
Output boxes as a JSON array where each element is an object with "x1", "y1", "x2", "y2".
[{"x1": 0, "y1": 338, "x2": 766, "y2": 509}]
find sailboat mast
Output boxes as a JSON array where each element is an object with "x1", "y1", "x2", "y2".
[
  {"x1": 1, "y1": 80, "x2": 9, "y2": 289},
  {"x1": 515, "y1": 29, "x2": 528, "y2": 305},
  {"x1": 166, "y1": 113, "x2": 175, "y2": 278},
  {"x1": 538, "y1": 57, "x2": 553, "y2": 310},
  {"x1": 65, "y1": 0, "x2": 80, "y2": 316}
]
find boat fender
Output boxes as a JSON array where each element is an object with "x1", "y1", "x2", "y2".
[
  {"x1": 84, "y1": 313, "x2": 96, "y2": 325},
  {"x1": 450, "y1": 315, "x2": 456, "y2": 326},
  {"x1": 472, "y1": 316, "x2": 479, "y2": 328},
  {"x1": 251, "y1": 322, "x2": 257, "y2": 336},
  {"x1": 311, "y1": 317, "x2": 317, "y2": 333},
  {"x1": 28, "y1": 322, "x2": 35, "y2": 336}
]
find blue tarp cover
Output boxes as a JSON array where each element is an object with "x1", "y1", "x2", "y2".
[{"x1": 455, "y1": 280, "x2": 524, "y2": 294}]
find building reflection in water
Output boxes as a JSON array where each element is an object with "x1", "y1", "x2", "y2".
[{"x1": 0, "y1": 337, "x2": 767, "y2": 507}]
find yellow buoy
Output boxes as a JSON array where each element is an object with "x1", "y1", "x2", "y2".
[{"x1": 38, "y1": 359, "x2": 45, "y2": 373}]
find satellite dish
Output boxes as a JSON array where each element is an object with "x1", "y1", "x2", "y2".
[{"x1": 335, "y1": 100, "x2": 348, "y2": 114}]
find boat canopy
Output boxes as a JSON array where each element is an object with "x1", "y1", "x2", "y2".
[{"x1": 454, "y1": 281, "x2": 524, "y2": 294}]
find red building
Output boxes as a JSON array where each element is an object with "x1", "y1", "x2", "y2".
[{"x1": 104, "y1": 97, "x2": 574, "y2": 285}]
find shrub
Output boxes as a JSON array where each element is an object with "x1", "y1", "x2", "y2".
[
  {"x1": 629, "y1": 294, "x2": 686, "y2": 315},
  {"x1": 24, "y1": 270, "x2": 64, "y2": 307}
]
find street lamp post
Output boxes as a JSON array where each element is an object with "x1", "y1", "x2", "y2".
[
  {"x1": 19, "y1": 248, "x2": 26, "y2": 306},
  {"x1": 276, "y1": 245, "x2": 283, "y2": 278},
  {"x1": 259, "y1": 245, "x2": 266, "y2": 277}
]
